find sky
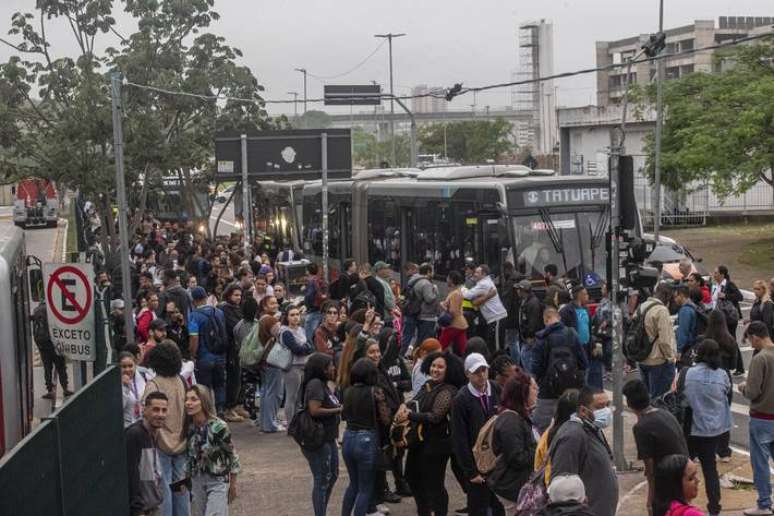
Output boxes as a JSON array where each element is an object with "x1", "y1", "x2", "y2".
[{"x1": 0, "y1": 0, "x2": 771, "y2": 117}]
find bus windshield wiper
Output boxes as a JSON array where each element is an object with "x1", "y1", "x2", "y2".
[{"x1": 538, "y1": 208, "x2": 564, "y2": 254}]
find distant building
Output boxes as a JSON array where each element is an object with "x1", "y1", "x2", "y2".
[
  {"x1": 411, "y1": 85, "x2": 447, "y2": 114},
  {"x1": 596, "y1": 16, "x2": 773, "y2": 106},
  {"x1": 513, "y1": 19, "x2": 556, "y2": 154}
]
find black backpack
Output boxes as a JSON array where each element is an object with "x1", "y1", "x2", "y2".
[
  {"x1": 403, "y1": 277, "x2": 425, "y2": 317},
  {"x1": 199, "y1": 306, "x2": 228, "y2": 355},
  {"x1": 544, "y1": 328, "x2": 584, "y2": 398},
  {"x1": 652, "y1": 367, "x2": 691, "y2": 435},
  {"x1": 350, "y1": 280, "x2": 377, "y2": 311},
  {"x1": 623, "y1": 302, "x2": 660, "y2": 362},
  {"x1": 32, "y1": 304, "x2": 50, "y2": 345}
]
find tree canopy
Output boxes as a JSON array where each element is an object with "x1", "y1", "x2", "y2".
[
  {"x1": 639, "y1": 36, "x2": 774, "y2": 198},
  {"x1": 419, "y1": 119, "x2": 515, "y2": 164}
]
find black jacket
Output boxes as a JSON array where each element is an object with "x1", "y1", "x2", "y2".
[
  {"x1": 519, "y1": 292, "x2": 544, "y2": 341},
  {"x1": 126, "y1": 421, "x2": 163, "y2": 516},
  {"x1": 487, "y1": 410, "x2": 536, "y2": 501},
  {"x1": 532, "y1": 322, "x2": 588, "y2": 399},
  {"x1": 539, "y1": 501, "x2": 596, "y2": 516},
  {"x1": 451, "y1": 381, "x2": 501, "y2": 480},
  {"x1": 751, "y1": 299, "x2": 774, "y2": 337}
]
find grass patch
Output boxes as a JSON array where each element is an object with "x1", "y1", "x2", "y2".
[{"x1": 738, "y1": 237, "x2": 774, "y2": 269}]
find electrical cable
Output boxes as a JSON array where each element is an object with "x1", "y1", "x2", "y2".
[
  {"x1": 123, "y1": 29, "x2": 773, "y2": 105},
  {"x1": 306, "y1": 39, "x2": 387, "y2": 80}
]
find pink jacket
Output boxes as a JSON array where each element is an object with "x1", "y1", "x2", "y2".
[{"x1": 666, "y1": 501, "x2": 704, "y2": 516}]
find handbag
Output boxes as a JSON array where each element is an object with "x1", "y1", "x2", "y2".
[
  {"x1": 371, "y1": 387, "x2": 395, "y2": 471},
  {"x1": 288, "y1": 390, "x2": 326, "y2": 451},
  {"x1": 389, "y1": 399, "x2": 422, "y2": 449},
  {"x1": 514, "y1": 464, "x2": 548, "y2": 515},
  {"x1": 437, "y1": 311, "x2": 453, "y2": 328},
  {"x1": 266, "y1": 331, "x2": 293, "y2": 371}
]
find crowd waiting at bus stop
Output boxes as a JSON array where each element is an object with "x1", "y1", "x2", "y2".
[{"x1": 31, "y1": 208, "x2": 774, "y2": 516}]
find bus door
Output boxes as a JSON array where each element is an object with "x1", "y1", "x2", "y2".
[{"x1": 466, "y1": 210, "x2": 507, "y2": 278}]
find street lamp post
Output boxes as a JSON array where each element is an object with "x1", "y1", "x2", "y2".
[
  {"x1": 294, "y1": 68, "x2": 308, "y2": 114},
  {"x1": 653, "y1": 0, "x2": 665, "y2": 240},
  {"x1": 375, "y1": 33, "x2": 405, "y2": 166},
  {"x1": 287, "y1": 91, "x2": 299, "y2": 118}
]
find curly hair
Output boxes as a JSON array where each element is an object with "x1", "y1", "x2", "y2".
[
  {"x1": 419, "y1": 351, "x2": 467, "y2": 389},
  {"x1": 145, "y1": 339, "x2": 183, "y2": 377}
]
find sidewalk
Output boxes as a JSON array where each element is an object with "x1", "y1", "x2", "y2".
[{"x1": 229, "y1": 408, "x2": 761, "y2": 515}]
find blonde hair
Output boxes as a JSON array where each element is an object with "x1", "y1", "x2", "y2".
[
  {"x1": 182, "y1": 384, "x2": 218, "y2": 439},
  {"x1": 754, "y1": 280, "x2": 771, "y2": 302}
]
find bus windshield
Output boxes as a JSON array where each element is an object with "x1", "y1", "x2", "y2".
[{"x1": 511, "y1": 209, "x2": 608, "y2": 284}]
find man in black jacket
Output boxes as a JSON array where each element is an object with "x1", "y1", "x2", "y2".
[
  {"x1": 451, "y1": 353, "x2": 504, "y2": 516},
  {"x1": 126, "y1": 391, "x2": 168, "y2": 516},
  {"x1": 516, "y1": 280, "x2": 543, "y2": 375}
]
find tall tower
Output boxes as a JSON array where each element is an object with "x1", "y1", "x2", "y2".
[{"x1": 514, "y1": 20, "x2": 555, "y2": 154}]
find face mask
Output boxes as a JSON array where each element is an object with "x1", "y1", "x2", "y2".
[{"x1": 592, "y1": 407, "x2": 613, "y2": 429}]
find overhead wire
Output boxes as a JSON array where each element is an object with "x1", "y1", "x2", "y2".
[
  {"x1": 123, "y1": 29, "x2": 773, "y2": 105},
  {"x1": 305, "y1": 39, "x2": 387, "y2": 80}
]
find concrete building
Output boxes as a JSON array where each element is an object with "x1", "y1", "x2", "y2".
[
  {"x1": 411, "y1": 85, "x2": 447, "y2": 114},
  {"x1": 596, "y1": 16, "x2": 773, "y2": 106},
  {"x1": 513, "y1": 19, "x2": 556, "y2": 154}
]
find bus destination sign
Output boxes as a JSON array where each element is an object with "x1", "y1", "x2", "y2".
[{"x1": 523, "y1": 187, "x2": 609, "y2": 207}]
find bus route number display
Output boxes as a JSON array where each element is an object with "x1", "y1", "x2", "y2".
[
  {"x1": 523, "y1": 187, "x2": 609, "y2": 207},
  {"x1": 43, "y1": 263, "x2": 96, "y2": 361}
]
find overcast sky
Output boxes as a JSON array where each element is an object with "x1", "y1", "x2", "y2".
[{"x1": 1, "y1": 0, "x2": 771, "y2": 117}]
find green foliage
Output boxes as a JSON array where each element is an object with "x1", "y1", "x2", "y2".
[
  {"x1": 640, "y1": 36, "x2": 774, "y2": 198},
  {"x1": 352, "y1": 128, "x2": 410, "y2": 168},
  {"x1": 418, "y1": 119, "x2": 515, "y2": 164},
  {"x1": 0, "y1": 0, "x2": 281, "y2": 203},
  {"x1": 291, "y1": 110, "x2": 331, "y2": 129}
]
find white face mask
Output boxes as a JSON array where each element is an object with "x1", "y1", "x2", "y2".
[{"x1": 593, "y1": 407, "x2": 613, "y2": 429}]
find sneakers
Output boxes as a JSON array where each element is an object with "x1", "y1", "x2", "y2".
[
  {"x1": 744, "y1": 507, "x2": 773, "y2": 516},
  {"x1": 718, "y1": 455, "x2": 732, "y2": 463},
  {"x1": 234, "y1": 406, "x2": 251, "y2": 419},
  {"x1": 382, "y1": 490, "x2": 401, "y2": 504},
  {"x1": 733, "y1": 370, "x2": 746, "y2": 377},
  {"x1": 366, "y1": 512, "x2": 385, "y2": 516},
  {"x1": 62, "y1": 389, "x2": 74, "y2": 397},
  {"x1": 376, "y1": 504, "x2": 391, "y2": 514},
  {"x1": 456, "y1": 507, "x2": 469, "y2": 515},
  {"x1": 223, "y1": 409, "x2": 245, "y2": 423},
  {"x1": 42, "y1": 390, "x2": 56, "y2": 400}
]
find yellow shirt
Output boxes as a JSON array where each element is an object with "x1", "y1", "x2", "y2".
[{"x1": 534, "y1": 426, "x2": 552, "y2": 485}]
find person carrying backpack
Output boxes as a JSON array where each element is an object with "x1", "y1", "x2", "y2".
[
  {"x1": 400, "y1": 263, "x2": 440, "y2": 356},
  {"x1": 674, "y1": 285, "x2": 704, "y2": 368},
  {"x1": 32, "y1": 301, "x2": 73, "y2": 399},
  {"x1": 531, "y1": 308, "x2": 588, "y2": 433},
  {"x1": 188, "y1": 286, "x2": 229, "y2": 415}
]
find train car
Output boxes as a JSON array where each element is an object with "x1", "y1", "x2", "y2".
[
  {"x1": 0, "y1": 224, "x2": 33, "y2": 458},
  {"x1": 12, "y1": 178, "x2": 58, "y2": 229}
]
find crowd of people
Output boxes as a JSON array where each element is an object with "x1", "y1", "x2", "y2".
[{"x1": 33, "y1": 212, "x2": 774, "y2": 516}]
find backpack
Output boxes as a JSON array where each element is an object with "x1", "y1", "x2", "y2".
[
  {"x1": 623, "y1": 302, "x2": 660, "y2": 362},
  {"x1": 403, "y1": 277, "x2": 425, "y2": 317},
  {"x1": 716, "y1": 295, "x2": 739, "y2": 327},
  {"x1": 199, "y1": 306, "x2": 228, "y2": 355},
  {"x1": 32, "y1": 304, "x2": 51, "y2": 345},
  {"x1": 514, "y1": 467, "x2": 549, "y2": 516},
  {"x1": 544, "y1": 328, "x2": 584, "y2": 398},
  {"x1": 238, "y1": 321, "x2": 264, "y2": 367},
  {"x1": 472, "y1": 410, "x2": 510, "y2": 475},
  {"x1": 652, "y1": 367, "x2": 691, "y2": 435},
  {"x1": 351, "y1": 281, "x2": 377, "y2": 310}
]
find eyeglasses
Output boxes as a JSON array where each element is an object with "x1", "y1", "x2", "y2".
[{"x1": 326, "y1": 310, "x2": 339, "y2": 315}]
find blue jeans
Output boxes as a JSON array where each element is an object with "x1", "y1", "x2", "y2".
[
  {"x1": 341, "y1": 429, "x2": 378, "y2": 516},
  {"x1": 159, "y1": 451, "x2": 190, "y2": 516},
  {"x1": 520, "y1": 339, "x2": 536, "y2": 375},
  {"x1": 305, "y1": 311, "x2": 323, "y2": 342},
  {"x1": 586, "y1": 358, "x2": 605, "y2": 390},
  {"x1": 750, "y1": 417, "x2": 774, "y2": 509},
  {"x1": 639, "y1": 361, "x2": 675, "y2": 399},
  {"x1": 303, "y1": 439, "x2": 339, "y2": 516},
  {"x1": 417, "y1": 320, "x2": 437, "y2": 344},
  {"x1": 196, "y1": 355, "x2": 226, "y2": 413},
  {"x1": 505, "y1": 329, "x2": 520, "y2": 366},
  {"x1": 260, "y1": 365, "x2": 284, "y2": 432},
  {"x1": 400, "y1": 316, "x2": 418, "y2": 355}
]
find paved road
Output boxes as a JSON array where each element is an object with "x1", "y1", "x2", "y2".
[{"x1": 210, "y1": 199, "x2": 239, "y2": 236}]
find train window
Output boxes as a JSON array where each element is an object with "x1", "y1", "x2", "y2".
[{"x1": 368, "y1": 197, "x2": 400, "y2": 270}]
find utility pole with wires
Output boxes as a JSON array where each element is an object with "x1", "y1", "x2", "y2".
[
  {"x1": 287, "y1": 91, "x2": 299, "y2": 118},
  {"x1": 294, "y1": 68, "x2": 308, "y2": 114},
  {"x1": 653, "y1": 0, "x2": 665, "y2": 241},
  {"x1": 374, "y1": 32, "x2": 405, "y2": 167}
]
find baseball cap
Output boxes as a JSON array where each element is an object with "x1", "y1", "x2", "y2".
[
  {"x1": 150, "y1": 318, "x2": 167, "y2": 331},
  {"x1": 548, "y1": 474, "x2": 586, "y2": 504},
  {"x1": 110, "y1": 299, "x2": 125, "y2": 310},
  {"x1": 190, "y1": 286, "x2": 207, "y2": 301},
  {"x1": 464, "y1": 353, "x2": 489, "y2": 373},
  {"x1": 372, "y1": 261, "x2": 390, "y2": 272},
  {"x1": 516, "y1": 279, "x2": 532, "y2": 291}
]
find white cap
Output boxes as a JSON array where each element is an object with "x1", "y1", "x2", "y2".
[
  {"x1": 464, "y1": 353, "x2": 489, "y2": 373},
  {"x1": 548, "y1": 474, "x2": 586, "y2": 504}
]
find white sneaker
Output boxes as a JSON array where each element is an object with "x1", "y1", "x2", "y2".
[
  {"x1": 366, "y1": 512, "x2": 384, "y2": 516},
  {"x1": 744, "y1": 507, "x2": 773, "y2": 516},
  {"x1": 376, "y1": 504, "x2": 391, "y2": 514}
]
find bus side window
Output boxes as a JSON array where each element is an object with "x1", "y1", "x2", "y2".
[{"x1": 368, "y1": 197, "x2": 399, "y2": 269}]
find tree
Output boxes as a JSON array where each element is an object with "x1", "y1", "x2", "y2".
[
  {"x1": 419, "y1": 119, "x2": 515, "y2": 164},
  {"x1": 352, "y1": 128, "x2": 410, "y2": 168},
  {"x1": 0, "y1": 0, "x2": 282, "y2": 246},
  {"x1": 292, "y1": 110, "x2": 331, "y2": 129},
  {"x1": 639, "y1": 36, "x2": 774, "y2": 199}
]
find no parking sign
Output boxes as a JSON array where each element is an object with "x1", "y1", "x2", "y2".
[{"x1": 43, "y1": 263, "x2": 96, "y2": 361}]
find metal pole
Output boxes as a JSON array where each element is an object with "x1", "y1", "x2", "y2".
[
  {"x1": 653, "y1": 0, "x2": 664, "y2": 240},
  {"x1": 241, "y1": 134, "x2": 251, "y2": 256},
  {"x1": 288, "y1": 91, "x2": 299, "y2": 118},
  {"x1": 391, "y1": 96, "x2": 417, "y2": 167},
  {"x1": 388, "y1": 37, "x2": 395, "y2": 166},
  {"x1": 609, "y1": 149, "x2": 626, "y2": 472},
  {"x1": 110, "y1": 72, "x2": 134, "y2": 347},
  {"x1": 294, "y1": 68, "x2": 307, "y2": 114},
  {"x1": 443, "y1": 124, "x2": 448, "y2": 159},
  {"x1": 321, "y1": 133, "x2": 329, "y2": 283}
]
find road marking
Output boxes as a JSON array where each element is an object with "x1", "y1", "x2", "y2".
[{"x1": 617, "y1": 479, "x2": 648, "y2": 513}]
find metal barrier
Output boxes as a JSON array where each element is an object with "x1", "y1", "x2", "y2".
[{"x1": 0, "y1": 366, "x2": 128, "y2": 516}]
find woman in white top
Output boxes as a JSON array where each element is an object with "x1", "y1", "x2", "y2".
[
  {"x1": 119, "y1": 351, "x2": 147, "y2": 428},
  {"x1": 410, "y1": 338, "x2": 442, "y2": 397}
]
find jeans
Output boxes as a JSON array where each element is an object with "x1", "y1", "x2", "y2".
[
  {"x1": 750, "y1": 417, "x2": 774, "y2": 509},
  {"x1": 305, "y1": 311, "x2": 323, "y2": 342},
  {"x1": 688, "y1": 434, "x2": 722, "y2": 514},
  {"x1": 283, "y1": 364, "x2": 304, "y2": 424},
  {"x1": 638, "y1": 361, "x2": 676, "y2": 399},
  {"x1": 159, "y1": 451, "x2": 190, "y2": 516},
  {"x1": 260, "y1": 365, "x2": 284, "y2": 432},
  {"x1": 504, "y1": 329, "x2": 520, "y2": 366},
  {"x1": 586, "y1": 358, "x2": 605, "y2": 390},
  {"x1": 191, "y1": 473, "x2": 229, "y2": 516},
  {"x1": 196, "y1": 355, "x2": 227, "y2": 413},
  {"x1": 400, "y1": 316, "x2": 418, "y2": 355},
  {"x1": 302, "y1": 439, "x2": 339, "y2": 516},
  {"x1": 405, "y1": 446, "x2": 450, "y2": 516},
  {"x1": 519, "y1": 339, "x2": 536, "y2": 375},
  {"x1": 342, "y1": 429, "x2": 378, "y2": 516}
]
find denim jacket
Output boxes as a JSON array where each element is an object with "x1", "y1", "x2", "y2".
[{"x1": 684, "y1": 363, "x2": 732, "y2": 437}]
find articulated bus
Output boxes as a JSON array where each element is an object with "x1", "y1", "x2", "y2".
[{"x1": 297, "y1": 165, "x2": 619, "y2": 298}]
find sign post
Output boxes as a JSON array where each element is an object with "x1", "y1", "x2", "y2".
[
  {"x1": 321, "y1": 132, "x2": 329, "y2": 283},
  {"x1": 44, "y1": 263, "x2": 96, "y2": 363}
]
